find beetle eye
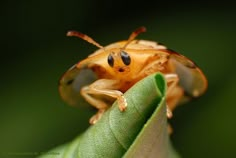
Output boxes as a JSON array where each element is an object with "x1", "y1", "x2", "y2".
[
  {"x1": 120, "y1": 51, "x2": 131, "y2": 65},
  {"x1": 107, "y1": 54, "x2": 114, "y2": 67}
]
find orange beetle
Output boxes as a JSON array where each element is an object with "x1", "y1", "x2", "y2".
[{"x1": 59, "y1": 27, "x2": 207, "y2": 124}]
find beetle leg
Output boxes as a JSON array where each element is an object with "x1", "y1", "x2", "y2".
[
  {"x1": 136, "y1": 60, "x2": 175, "y2": 118},
  {"x1": 165, "y1": 74, "x2": 184, "y2": 118},
  {"x1": 89, "y1": 109, "x2": 106, "y2": 125},
  {"x1": 81, "y1": 79, "x2": 126, "y2": 124}
]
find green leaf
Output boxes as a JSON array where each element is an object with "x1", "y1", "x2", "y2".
[{"x1": 39, "y1": 73, "x2": 180, "y2": 158}]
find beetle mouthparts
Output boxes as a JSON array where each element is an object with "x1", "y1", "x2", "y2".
[{"x1": 118, "y1": 68, "x2": 125, "y2": 72}]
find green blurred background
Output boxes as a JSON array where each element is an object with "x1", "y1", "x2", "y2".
[{"x1": 1, "y1": 0, "x2": 236, "y2": 157}]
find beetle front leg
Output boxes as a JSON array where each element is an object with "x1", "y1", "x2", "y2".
[
  {"x1": 165, "y1": 74, "x2": 184, "y2": 118},
  {"x1": 80, "y1": 79, "x2": 127, "y2": 124},
  {"x1": 136, "y1": 60, "x2": 179, "y2": 119},
  {"x1": 80, "y1": 86, "x2": 108, "y2": 124}
]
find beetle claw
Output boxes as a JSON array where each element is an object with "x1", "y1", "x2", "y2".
[
  {"x1": 118, "y1": 96, "x2": 127, "y2": 111},
  {"x1": 89, "y1": 109, "x2": 106, "y2": 124},
  {"x1": 119, "y1": 104, "x2": 127, "y2": 111},
  {"x1": 166, "y1": 105, "x2": 173, "y2": 118}
]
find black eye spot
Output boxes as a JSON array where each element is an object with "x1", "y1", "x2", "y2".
[
  {"x1": 66, "y1": 79, "x2": 74, "y2": 85},
  {"x1": 107, "y1": 54, "x2": 114, "y2": 67},
  {"x1": 121, "y1": 51, "x2": 131, "y2": 65}
]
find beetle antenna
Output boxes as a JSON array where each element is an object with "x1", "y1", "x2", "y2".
[
  {"x1": 122, "y1": 26, "x2": 146, "y2": 49},
  {"x1": 67, "y1": 31, "x2": 104, "y2": 49}
]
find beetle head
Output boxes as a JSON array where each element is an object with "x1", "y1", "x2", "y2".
[
  {"x1": 106, "y1": 26, "x2": 146, "y2": 74},
  {"x1": 67, "y1": 26, "x2": 146, "y2": 75},
  {"x1": 107, "y1": 50, "x2": 131, "y2": 73}
]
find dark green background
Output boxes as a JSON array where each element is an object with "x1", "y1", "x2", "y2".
[{"x1": 1, "y1": 0, "x2": 235, "y2": 157}]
